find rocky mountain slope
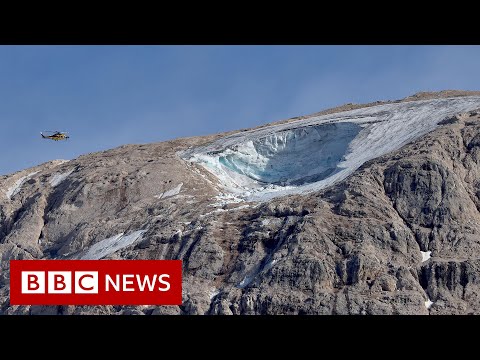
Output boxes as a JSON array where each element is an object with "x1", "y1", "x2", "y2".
[{"x1": 2, "y1": 90, "x2": 480, "y2": 315}]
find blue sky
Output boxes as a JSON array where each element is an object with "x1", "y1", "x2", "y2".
[{"x1": 1, "y1": 45, "x2": 480, "y2": 175}]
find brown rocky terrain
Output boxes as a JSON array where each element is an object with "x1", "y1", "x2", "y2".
[{"x1": 1, "y1": 90, "x2": 480, "y2": 315}]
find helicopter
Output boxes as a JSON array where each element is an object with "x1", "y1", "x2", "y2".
[{"x1": 40, "y1": 131, "x2": 70, "y2": 141}]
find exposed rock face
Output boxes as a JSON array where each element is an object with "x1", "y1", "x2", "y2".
[{"x1": 1, "y1": 91, "x2": 480, "y2": 315}]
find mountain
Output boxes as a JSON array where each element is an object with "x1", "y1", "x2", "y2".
[{"x1": 2, "y1": 90, "x2": 480, "y2": 315}]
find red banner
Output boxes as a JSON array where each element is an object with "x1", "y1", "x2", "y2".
[{"x1": 10, "y1": 260, "x2": 182, "y2": 305}]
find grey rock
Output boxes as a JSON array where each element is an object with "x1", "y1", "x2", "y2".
[{"x1": 2, "y1": 91, "x2": 480, "y2": 315}]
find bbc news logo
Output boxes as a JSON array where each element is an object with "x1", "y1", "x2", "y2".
[
  {"x1": 21, "y1": 271, "x2": 100, "y2": 294},
  {"x1": 10, "y1": 260, "x2": 182, "y2": 305}
]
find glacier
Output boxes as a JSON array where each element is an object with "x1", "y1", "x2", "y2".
[
  {"x1": 218, "y1": 123, "x2": 361, "y2": 186},
  {"x1": 181, "y1": 96, "x2": 480, "y2": 201}
]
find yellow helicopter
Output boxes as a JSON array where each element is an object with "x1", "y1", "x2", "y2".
[{"x1": 40, "y1": 131, "x2": 70, "y2": 141}]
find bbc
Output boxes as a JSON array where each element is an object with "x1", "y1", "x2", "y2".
[{"x1": 21, "y1": 271, "x2": 98, "y2": 294}]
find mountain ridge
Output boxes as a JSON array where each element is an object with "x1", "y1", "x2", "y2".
[{"x1": 1, "y1": 90, "x2": 480, "y2": 315}]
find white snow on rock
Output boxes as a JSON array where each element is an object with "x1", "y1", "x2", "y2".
[
  {"x1": 53, "y1": 159, "x2": 70, "y2": 166},
  {"x1": 156, "y1": 183, "x2": 183, "y2": 199},
  {"x1": 81, "y1": 230, "x2": 146, "y2": 260},
  {"x1": 238, "y1": 257, "x2": 280, "y2": 289},
  {"x1": 425, "y1": 299, "x2": 434, "y2": 309},
  {"x1": 238, "y1": 275, "x2": 253, "y2": 288},
  {"x1": 421, "y1": 251, "x2": 431, "y2": 262},
  {"x1": 208, "y1": 288, "x2": 220, "y2": 300},
  {"x1": 230, "y1": 204, "x2": 251, "y2": 211},
  {"x1": 199, "y1": 208, "x2": 227, "y2": 218},
  {"x1": 263, "y1": 258, "x2": 278, "y2": 272},
  {"x1": 49, "y1": 169, "x2": 74, "y2": 187},
  {"x1": 181, "y1": 96, "x2": 480, "y2": 201},
  {"x1": 5, "y1": 171, "x2": 39, "y2": 200},
  {"x1": 213, "y1": 193, "x2": 244, "y2": 206}
]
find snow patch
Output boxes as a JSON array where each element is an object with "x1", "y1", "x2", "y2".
[
  {"x1": 156, "y1": 183, "x2": 183, "y2": 199},
  {"x1": 211, "y1": 193, "x2": 244, "y2": 207},
  {"x1": 81, "y1": 230, "x2": 146, "y2": 260},
  {"x1": 200, "y1": 208, "x2": 227, "y2": 218},
  {"x1": 209, "y1": 288, "x2": 220, "y2": 300},
  {"x1": 239, "y1": 275, "x2": 253, "y2": 288},
  {"x1": 230, "y1": 204, "x2": 251, "y2": 211},
  {"x1": 425, "y1": 299, "x2": 434, "y2": 309},
  {"x1": 5, "y1": 171, "x2": 39, "y2": 199},
  {"x1": 49, "y1": 169, "x2": 74, "y2": 187},
  {"x1": 238, "y1": 257, "x2": 279, "y2": 289},
  {"x1": 59, "y1": 203, "x2": 79, "y2": 212},
  {"x1": 181, "y1": 96, "x2": 480, "y2": 201},
  {"x1": 263, "y1": 258, "x2": 278, "y2": 272},
  {"x1": 421, "y1": 251, "x2": 431, "y2": 262}
]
